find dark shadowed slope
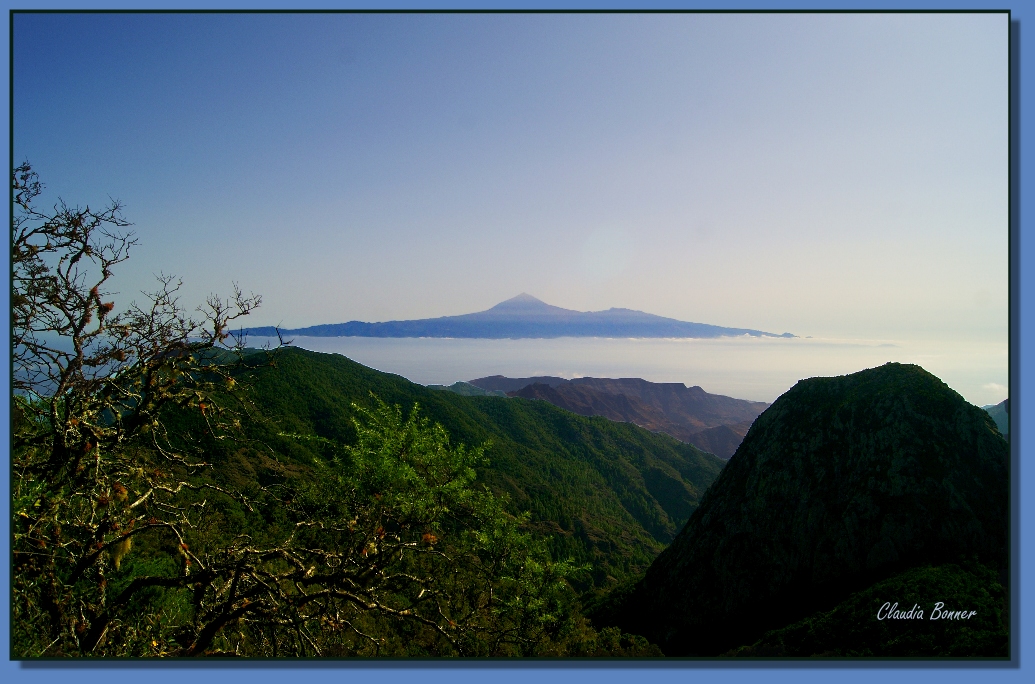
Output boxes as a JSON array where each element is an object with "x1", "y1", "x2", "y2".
[
  {"x1": 610, "y1": 363, "x2": 1008, "y2": 656},
  {"x1": 984, "y1": 398, "x2": 1009, "y2": 437},
  {"x1": 681, "y1": 422, "x2": 754, "y2": 461},
  {"x1": 241, "y1": 293, "x2": 796, "y2": 339},
  {"x1": 728, "y1": 563, "x2": 1007, "y2": 657}
]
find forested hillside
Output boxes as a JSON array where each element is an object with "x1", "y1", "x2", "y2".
[
  {"x1": 473, "y1": 375, "x2": 768, "y2": 459},
  {"x1": 605, "y1": 363, "x2": 1009, "y2": 657},
  {"x1": 233, "y1": 347, "x2": 726, "y2": 587},
  {"x1": 11, "y1": 164, "x2": 689, "y2": 658}
]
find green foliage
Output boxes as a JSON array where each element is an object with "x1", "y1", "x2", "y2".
[
  {"x1": 235, "y1": 347, "x2": 725, "y2": 589},
  {"x1": 427, "y1": 381, "x2": 508, "y2": 397},
  {"x1": 192, "y1": 398, "x2": 609, "y2": 657},
  {"x1": 611, "y1": 362, "x2": 1009, "y2": 657},
  {"x1": 12, "y1": 165, "x2": 665, "y2": 658},
  {"x1": 11, "y1": 163, "x2": 276, "y2": 657},
  {"x1": 15, "y1": 386, "x2": 652, "y2": 656}
]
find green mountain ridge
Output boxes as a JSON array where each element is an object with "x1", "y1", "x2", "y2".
[
  {"x1": 475, "y1": 376, "x2": 768, "y2": 459},
  {"x1": 427, "y1": 381, "x2": 509, "y2": 397},
  {"x1": 232, "y1": 346, "x2": 726, "y2": 587},
  {"x1": 174, "y1": 350, "x2": 1007, "y2": 657},
  {"x1": 607, "y1": 362, "x2": 1009, "y2": 656}
]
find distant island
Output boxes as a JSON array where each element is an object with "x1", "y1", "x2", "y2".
[{"x1": 240, "y1": 293, "x2": 796, "y2": 340}]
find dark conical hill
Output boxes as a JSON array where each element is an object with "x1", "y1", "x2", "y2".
[{"x1": 612, "y1": 362, "x2": 1008, "y2": 656}]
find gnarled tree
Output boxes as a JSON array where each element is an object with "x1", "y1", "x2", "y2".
[
  {"x1": 11, "y1": 162, "x2": 272, "y2": 656},
  {"x1": 11, "y1": 164, "x2": 633, "y2": 658}
]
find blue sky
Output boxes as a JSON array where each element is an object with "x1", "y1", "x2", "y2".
[{"x1": 13, "y1": 12, "x2": 1007, "y2": 342}]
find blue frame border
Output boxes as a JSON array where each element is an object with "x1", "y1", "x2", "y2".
[{"x1": 2, "y1": 3, "x2": 1028, "y2": 684}]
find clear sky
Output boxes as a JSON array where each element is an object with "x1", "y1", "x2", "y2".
[{"x1": 13, "y1": 12, "x2": 1007, "y2": 343}]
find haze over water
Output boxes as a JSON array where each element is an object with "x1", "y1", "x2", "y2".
[
  {"x1": 15, "y1": 13, "x2": 1007, "y2": 416},
  {"x1": 246, "y1": 335, "x2": 1007, "y2": 407}
]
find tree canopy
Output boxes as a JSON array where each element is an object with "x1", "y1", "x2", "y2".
[{"x1": 10, "y1": 164, "x2": 659, "y2": 658}]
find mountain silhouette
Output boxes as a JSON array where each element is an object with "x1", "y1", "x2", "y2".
[
  {"x1": 609, "y1": 363, "x2": 1009, "y2": 656},
  {"x1": 240, "y1": 294, "x2": 795, "y2": 339}
]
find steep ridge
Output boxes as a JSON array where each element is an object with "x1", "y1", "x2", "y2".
[
  {"x1": 470, "y1": 375, "x2": 769, "y2": 459},
  {"x1": 467, "y1": 375, "x2": 568, "y2": 393},
  {"x1": 426, "y1": 381, "x2": 508, "y2": 397},
  {"x1": 570, "y1": 378, "x2": 767, "y2": 433},
  {"x1": 984, "y1": 399, "x2": 1009, "y2": 437},
  {"x1": 682, "y1": 422, "x2": 753, "y2": 461},
  {"x1": 509, "y1": 383, "x2": 672, "y2": 433},
  {"x1": 233, "y1": 347, "x2": 726, "y2": 586},
  {"x1": 610, "y1": 363, "x2": 1009, "y2": 656}
]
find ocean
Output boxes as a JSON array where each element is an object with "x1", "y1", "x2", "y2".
[{"x1": 243, "y1": 334, "x2": 1008, "y2": 406}]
